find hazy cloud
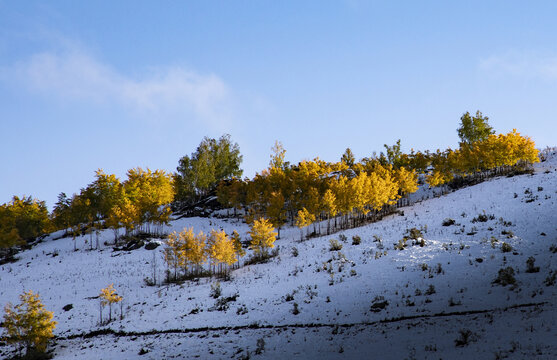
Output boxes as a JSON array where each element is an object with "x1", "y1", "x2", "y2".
[
  {"x1": 4, "y1": 49, "x2": 232, "y2": 130},
  {"x1": 479, "y1": 53, "x2": 557, "y2": 81}
]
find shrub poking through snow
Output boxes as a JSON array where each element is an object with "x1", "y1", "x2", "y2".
[
  {"x1": 396, "y1": 227, "x2": 427, "y2": 250},
  {"x1": 291, "y1": 246, "x2": 298, "y2": 257},
  {"x1": 394, "y1": 238, "x2": 408, "y2": 250},
  {"x1": 471, "y1": 212, "x2": 494, "y2": 223},
  {"x1": 526, "y1": 257, "x2": 540, "y2": 273},
  {"x1": 455, "y1": 329, "x2": 477, "y2": 347},
  {"x1": 544, "y1": 270, "x2": 556, "y2": 286},
  {"x1": 501, "y1": 242, "x2": 513, "y2": 253},
  {"x1": 493, "y1": 267, "x2": 516, "y2": 286},
  {"x1": 442, "y1": 218, "x2": 456, "y2": 226},
  {"x1": 329, "y1": 239, "x2": 343, "y2": 251},
  {"x1": 210, "y1": 281, "x2": 222, "y2": 299},
  {"x1": 352, "y1": 235, "x2": 361, "y2": 245},
  {"x1": 407, "y1": 227, "x2": 424, "y2": 240},
  {"x1": 255, "y1": 338, "x2": 266, "y2": 355},
  {"x1": 490, "y1": 236, "x2": 499, "y2": 248}
]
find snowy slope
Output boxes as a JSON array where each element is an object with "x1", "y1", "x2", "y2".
[{"x1": 1, "y1": 150, "x2": 557, "y2": 359}]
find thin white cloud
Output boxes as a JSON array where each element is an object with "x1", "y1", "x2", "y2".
[
  {"x1": 479, "y1": 52, "x2": 557, "y2": 81},
  {"x1": 5, "y1": 49, "x2": 232, "y2": 129}
]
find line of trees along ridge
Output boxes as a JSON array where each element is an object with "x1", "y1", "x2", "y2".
[{"x1": 0, "y1": 113, "x2": 540, "y2": 252}]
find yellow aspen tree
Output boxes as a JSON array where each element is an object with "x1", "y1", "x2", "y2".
[
  {"x1": 295, "y1": 208, "x2": 315, "y2": 240},
  {"x1": 305, "y1": 186, "x2": 321, "y2": 235},
  {"x1": 164, "y1": 231, "x2": 182, "y2": 280},
  {"x1": 426, "y1": 170, "x2": 450, "y2": 187},
  {"x1": 351, "y1": 172, "x2": 370, "y2": 217},
  {"x1": 394, "y1": 167, "x2": 418, "y2": 196},
  {"x1": 249, "y1": 218, "x2": 277, "y2": 259},
  {"x1": 3, "y1": 290, "x2": 57, "y2": 355},
  {"x1": 504, "y1": 129, "x2": 539, "y2": 165},
  {"x1": 123, "y1": 168, "x2": 174, "y2": 234},
  {"x1": 365, "y1": 166, "x2": 398, "y2": 212},
  {"x1": 322, "y1": 189, "x2": 337, "y2": 234},
  {"x1": 189, "y1": 230, "x2": 208, "y2": 275},
  {"x1": 176, "y1": 227, "x2": 196, "y2": 275},
  {"x1": 208, "y1": 229, "x2": 237, "y2": 275},
  {"x1": 331, "y1": 175, "x2": 352, "y2": 229},
  {"x1": 267, "y1": 191, "x2": 287, "y2": 239},
  {"x1": 110, "y1": 196, "x2": 139, "y2": 236},
  {"x1": 99, "y1": 284, "x2": 123, "y2": 323}
]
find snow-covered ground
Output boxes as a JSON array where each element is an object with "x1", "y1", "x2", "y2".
[{"x1": 1, "y1": 150, "x2": 557, "y2": 359}]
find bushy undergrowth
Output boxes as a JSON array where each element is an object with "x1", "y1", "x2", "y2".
[
  {"x1": 329, "y1": 239, "x2": 343, "y2": 251},
  {"x1": 493, "y1": 267, "x2": 516, "y2": 286}
]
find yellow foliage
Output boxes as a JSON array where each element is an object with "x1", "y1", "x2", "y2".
[
  {"x1": 186, "y1": 230, "x2": 208, "y2": 268},
  {"x1": 322, "y1": 189, "x2": 337, "y2": 217},
  {"x1": 2, "y1": 290, "x2": 57, "y2": 353},
  {"x1": 249, "y1": 218, "x2": 277, "y2": 256},
  {"x1": 208, "y1": 230, "x2": 237, "y2": 267},
  {"x1": 394, "y1": 167, "x2": 418, "y2": 195},
  {"x1": 427, "y1": 129, "x2": 539, "y2": 187},
  {"x1": 164, "y1": 231, "x2": 182, "y2": 273},
  {"x1": 99, "y1": 284, "x2": 123, "y2": 307},
  {"x1": 295, "y1": 208, "x2": 315, "y2": 229},
  {"x1": 123, "y1": 167, "x2": 175, "y2": 226},
  {"x1": 165, "y1": 228, "x2": 208, "y2": 275}
]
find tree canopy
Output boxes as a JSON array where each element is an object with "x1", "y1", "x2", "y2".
[
  {"x1": 175, "y1": 134, "x2": 243, "y2": 204},
  {"x1": 457, "y1": 110, "x2": 495, "y2": 145},
  {"x1": 2, "y1": 290, "x2": 57, "y2": 354},
  {"x1": 0, "y1": 196, "x2": 50, "y2": 250}
]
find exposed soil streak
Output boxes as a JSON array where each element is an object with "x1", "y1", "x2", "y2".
[{"x1": 56, "y1": 301, "x2": 547, "y2": 341}]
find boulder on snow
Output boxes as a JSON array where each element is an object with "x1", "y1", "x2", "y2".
[
  {"x1": 370, "y1": 299, "x2": 389, "y2": 312},
  {"x1": 121, "y1": 240, "x2": 144, "y2": 251},
  {"x1": 144, "y1": 242, "x2": 160, "y2": 250}
]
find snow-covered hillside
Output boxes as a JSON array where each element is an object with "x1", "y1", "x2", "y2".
[{"x1": 1, "y1": 150, "x2": 557, "y2": 359}]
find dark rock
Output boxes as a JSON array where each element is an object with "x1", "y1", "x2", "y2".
[
  {"x1": 63, "y1": 304, "x2": 73, "y2": 312},
  {"x1": 144, "y1": 242, "x2": 160, "y2": 250},
  {"x1": 475, "y1": 258, "x2": 483, "y2": 263},
  {"x1": 123, "y1": 240, "x2": 144, "y2": 251},
  {"x1": 370, "y1": 300, "x2": 389, "y2": 312}
]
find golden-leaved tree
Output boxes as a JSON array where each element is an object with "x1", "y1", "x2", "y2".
[
  {"x1": 322, "y1": 188, "x2": 337, "y2": 235},
  {"x1": 295, "y1": 207, "x2": 315, "y2": 240},
  {"x1": 99, "y1": 284, "x2": 123, "y2": 323},
  {"x1": 2, "y1": 290, "x2": 57, "y2": 355},
  {"x1": 164, "y1": 231, "x2": 183, "y2": 280},
  {"x1": 124, "y1": 168, "x2": 174, "y2": 234},
  {"x1": 0, "y1": 196, "x2": 50, "y2": 252},
  {"x1": 207, "y1": 229, "x2": 237, "y2": 275},
  {"x1": 249, "y1": 218, "x2": 277, "y2": 259}
]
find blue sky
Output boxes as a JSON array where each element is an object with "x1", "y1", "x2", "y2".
[{"x1": 1, "y1": 1, "x2": 557, "y2": 209}]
